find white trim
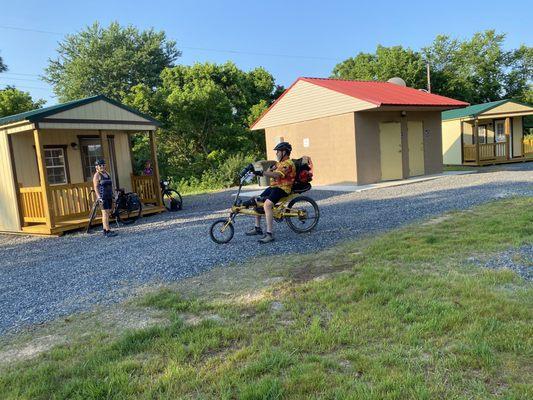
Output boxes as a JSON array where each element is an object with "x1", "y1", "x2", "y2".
[{"x1": 43, "y1": 147, "x2": 68, "y2": 185}]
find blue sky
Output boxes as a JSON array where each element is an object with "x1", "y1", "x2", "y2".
[{"x1": 0, "y1": 0, "x2": 531, "y2": 105}]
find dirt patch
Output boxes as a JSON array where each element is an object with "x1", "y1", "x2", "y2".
[
  {"x1": 0, "y1": 334, "x2": 66, "y2": 364},
  {"x1": 0, "y1": 306, "x2": 169, "y2": 368},
  {"x1": 422, "y1": 215, "x2": 452, "y2": 226},
  {"x1": 289, "y1": 262, "x2": 353, "y2": 283}
]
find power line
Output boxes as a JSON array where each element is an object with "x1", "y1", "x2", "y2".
[
  {"x1": 0, "y1": 24, "x2": 337, "y2": 61},
  {"x1": 0, "y1": 76, "x2": 45, "y2": 82},
  {"x1": 180, "y1": 45, "x2": 335, "y2": 61},
  {"x1": 0, "y1": 24, "x2": 63, "y2": 36},
  {"x1": 1, "y1": 72, "x2": 42, "y2": 77},
  {"x1": 0, "y1": 84, "x2": 52, "y2": 91}
]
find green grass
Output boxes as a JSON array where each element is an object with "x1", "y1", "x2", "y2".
[
  {"x1": 443, "y1": 165, "x2": 478, "y2": 171},
  {"x1": 1, "y1": 198, "x2": 532, "y2": 399}
]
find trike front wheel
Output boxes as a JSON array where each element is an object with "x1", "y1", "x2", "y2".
[
  {"x1": 209, "y1": 218, "x2": 235, "y2": 244},
  {"x1": 285, "y1": 196, "x2": 320, "y2": 233}
]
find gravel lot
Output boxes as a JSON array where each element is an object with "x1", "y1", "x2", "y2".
[{"x1": 1, "y1": 163, "x2": 532, "y2": 335}]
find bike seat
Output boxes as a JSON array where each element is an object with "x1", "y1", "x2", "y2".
[{"x1": 291, "y1": 182, "x2": 311, "y2": 194}]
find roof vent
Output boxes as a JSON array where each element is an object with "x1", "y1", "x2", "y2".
[{"x1": 387, "y1": 77, "x2": 407, "y2": 87}]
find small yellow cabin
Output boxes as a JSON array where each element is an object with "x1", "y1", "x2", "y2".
[
  {"x1": 0, "y1": 95, "x2": 165, "y2": 235},
  {"x1": 442, "y1": 99, "x2": 533, "y2": 165}
]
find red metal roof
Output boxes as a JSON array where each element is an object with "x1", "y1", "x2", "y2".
[
  {"x1": 300, "y1": 77, "x2": 469, "y2": 107},
  {"x1": 250, "y1": 77, "x2": 469, "y2": 129}
]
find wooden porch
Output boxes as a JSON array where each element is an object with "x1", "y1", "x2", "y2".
[
  {"x1": 460, "y1": 114, "x2": 533, "y2": 166},
  {"x1": 15, "y1": 125, "x2": 165, "y2": 236},
  {"x1": 462, "y1": 138, "x2": 533, "y2": 166},
  {"x1": 18, "y1": 175, "x2": 164, "y2": 235}
]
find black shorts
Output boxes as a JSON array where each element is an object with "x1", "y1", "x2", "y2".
[
  {"x1": 260, "y1": 187, "x2": 289, "y2": 204},
  {"x1": 101, "y1": 197, "x2": 113, "y2": 210}
]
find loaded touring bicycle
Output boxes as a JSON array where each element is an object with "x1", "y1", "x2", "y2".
[{"x1": 209, "y1": 157, "x2": 320, "y2": 244}]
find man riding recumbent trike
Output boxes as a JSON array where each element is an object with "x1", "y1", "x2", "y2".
[{"x1": 209, "y1": 142, "x2": 319, "y2": 244}]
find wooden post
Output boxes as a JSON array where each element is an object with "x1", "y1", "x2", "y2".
[
  {"x1": 460, "y1": 121, "x2": 464, "y2": 164},
  {"x1": 504, "y1": 117, "x2": 511, "y2": 160},
  {"x1": 148, "y1": 130, "x2": 163, "y2": 208},
  {"x1": 34, "y1": 129, "x2": 55, "y2": 229},
  {"x1": 127, "y1": 132, "x2": 136, "y2": 175},
  {"x1": 98, "y1": 130, "x2": 111, "y2": 165},
  {"x1": 474, "y1": 119, "x2": 480, "y2": 165}
]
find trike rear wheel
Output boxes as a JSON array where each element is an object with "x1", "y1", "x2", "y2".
[
  {"x1": 210, "y1": 218, "x2": 235, "y2": 244},
  {"x1": 285, "y1": 196, "x2": 319, "y2": 233}
]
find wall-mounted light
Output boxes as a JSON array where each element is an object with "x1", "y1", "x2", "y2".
[{"x1": 70, "y1": 142, "x2": 78, "y2": 150}]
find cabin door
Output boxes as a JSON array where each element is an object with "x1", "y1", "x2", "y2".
[
  {"x1": 407, "y1": 121, "x2": 425, "y2": 177},
  {"x1": 79, "y1": 137, "x2": 118, "y2": 187},
  {"x1": 379, "y1": 122, "x2": 403, "y2": 181}
]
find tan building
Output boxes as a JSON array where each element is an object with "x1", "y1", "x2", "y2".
[
  {"x1": 0, "y1": 95, "x2": 164, "y2": 235},
  {"x1": 251, "y1": 77, "x2": 468, "y2": 185},
  {"x1": 441, "y1": 99, "x2": 533, "y2": 165}
]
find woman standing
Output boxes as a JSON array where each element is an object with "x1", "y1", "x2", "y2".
[{"x1": 93, "y1": 159, "x2": 117, "y2": 237}]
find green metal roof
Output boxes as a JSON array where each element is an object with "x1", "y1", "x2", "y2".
[
  {"x1": 0, "y1": 94, "x2": 160, "y2": 127},
  {"x1": 442, "y1": 99, "x2": 514, "y2": 121}
]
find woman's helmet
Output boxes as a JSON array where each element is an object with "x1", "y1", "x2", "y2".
[
  {"x1": 273, "y1": 141, "x2": 292, "y2": 155},
  {"x1": 94, "y1": 159, "x2": 106, "y2": 166}
]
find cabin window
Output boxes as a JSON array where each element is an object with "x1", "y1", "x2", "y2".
[
  {"x1": 477, "y1": 125, "x2": 487, "y2": 144},
  {"x1": 44, "y1": 148, "x2": 68, "y2": 185}
]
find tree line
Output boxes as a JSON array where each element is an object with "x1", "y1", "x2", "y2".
[{"x1": 0, "y1": 23, "x2": 531, "y2": 190}]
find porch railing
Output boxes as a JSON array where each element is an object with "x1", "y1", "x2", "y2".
[
  {"x1": 131, "y1": 174, "x2": 159, "y2": 204},
  {"x1": 19, "y1": 187, "x2": 46, "y2": 223},
  {"x1": 524, "y1": 138, "x2": 533, "y2": 155},
  {"x1": 49, "y1": 182, "x2": 96, "y2": 222},
  {"x1": 19, "y1": 176, "x2": 161, "y2": 226},
  {"x1": 463, "y1": 142, "x2": 507, "y2": 162}
]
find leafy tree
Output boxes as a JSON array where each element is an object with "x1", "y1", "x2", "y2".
[
  {"x1": 423, "y1": 31, "x2": 514, "y2": 103},
  {"x1": 332, "y1": 45, "x2": 426, "y2": 88},
  {"x1": 334, "y1": 31, "x2": 532, "y2": 105},
  {"x1": 0, "y1": 54, "x2": 6, "y2": 73},
  {"x1": 504, "y1": 45, "x2": 533, "y2": 103},
  {"x1": 124, "y1": 62, "x2": 282, "y2": 180},
  {"x1": 44, "y1": 21, "x2": 180, "y2": 102},
  {"x1": 0, "y1": 87, "x2": 46, "y2": 117}
]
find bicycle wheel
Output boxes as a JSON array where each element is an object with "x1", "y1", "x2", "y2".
[
  {"x1": 285, "y1": 196, "x2": 320, "y2": 233},
  {"x1": 162, "y1": 189, "x2": 183, "y2": 211},
  {"x1": 209, "y1": 218, "x2": 234, "y2": 244},
  {"x1": 86, "y1": 200, "x2": 100, "y2": 234},
  {"x1": 116, "y1": 194, "x2": 143, "y2": 225}
]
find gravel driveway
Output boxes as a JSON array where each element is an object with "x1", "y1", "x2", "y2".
[{"x1": 1, "y1": 163, "x2": 532, "y2": 335}]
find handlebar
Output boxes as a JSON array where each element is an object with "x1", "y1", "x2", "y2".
[{"x1": 239, "y1": 164, "x2": 254, "y2": 178}]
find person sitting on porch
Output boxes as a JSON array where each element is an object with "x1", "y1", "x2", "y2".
[
  {"x1": 93, "y1": 159, "x2": 118, "y2": 237},
  {"x1": 143, "y1": 160, "x2": 153, "y2": 176}
]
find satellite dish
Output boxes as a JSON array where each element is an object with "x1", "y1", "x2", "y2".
[{"x1": 387, "y1": 77, "x2": 407, "y2": 87}]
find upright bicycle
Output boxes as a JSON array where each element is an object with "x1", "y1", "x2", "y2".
[
  {"x1": 86, "y1": 188, "x2": 143, "y2": 233},
  {"x1": 161, "y1": 178, "x2": 183, "y2": 211}
]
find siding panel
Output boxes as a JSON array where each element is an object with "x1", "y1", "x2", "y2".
[
  {"x1": 48, "y1": 100, "x2": 150, "y2": 122},
  {"x1": 0, "y1": 132, "x2": 21, "y2": 231},
  {"x1": 442, "y1": 119, "x2": 462, "y2": 164},
  {"x1": 265, "y1": 113, "x2": 357, "y2": 185},
  {"x1": 254, "y1": 81, "x2": 377, "y2": 129}
]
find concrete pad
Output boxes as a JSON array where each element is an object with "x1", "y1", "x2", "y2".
[{"x1": 234, "y1": 170, "x2": 475, "y2": 197}]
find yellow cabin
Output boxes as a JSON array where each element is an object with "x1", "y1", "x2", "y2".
[
  {"x1": 0, "y1": 95, "x2": 165, "y2": 235},
  {"x1": 442, "y1": 99, "x2": 533, "y2": 165}
]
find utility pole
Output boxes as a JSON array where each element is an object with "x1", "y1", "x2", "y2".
[{"x1": 426, "y1": 62, "x2": 431, "y2": 93}]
